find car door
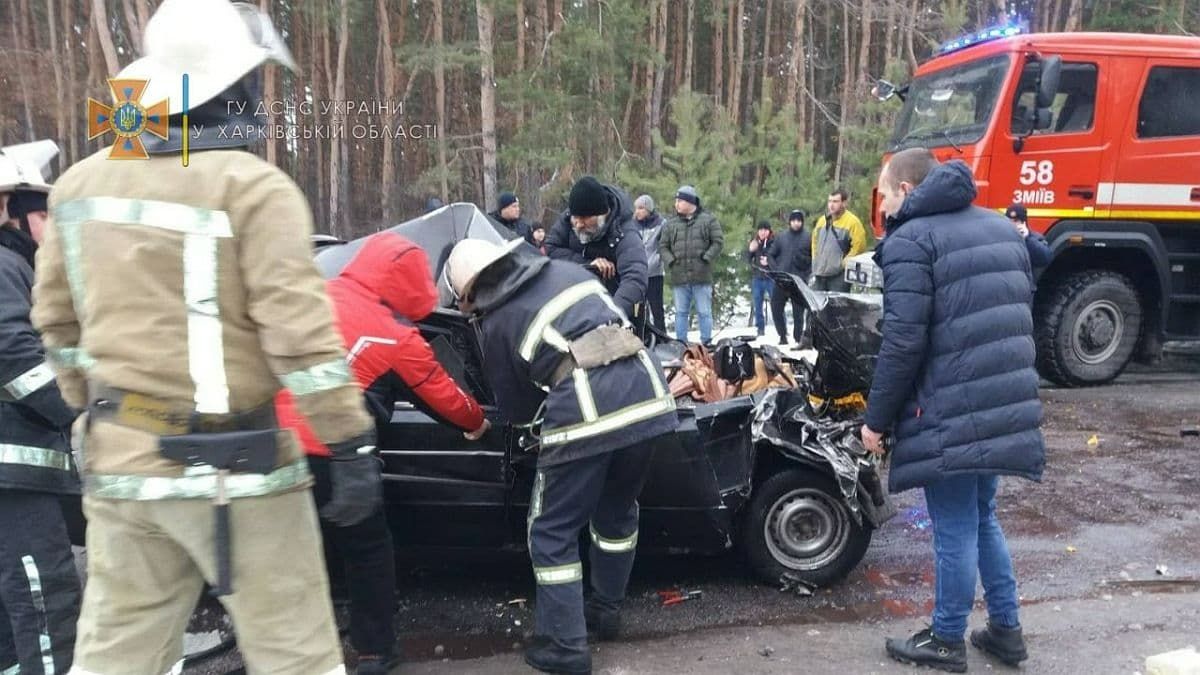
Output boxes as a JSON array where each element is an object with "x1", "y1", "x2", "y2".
[
  {"x1": 991, "y1": 55, "x2": 1111, "y2": 233},
  {"x1": 377, "y1": 308, "x2": 513, "y2": 548}
]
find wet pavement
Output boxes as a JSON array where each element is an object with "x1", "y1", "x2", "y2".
[{"x1": 183, "y1": 357, "x2": 1200, "y2": 673}]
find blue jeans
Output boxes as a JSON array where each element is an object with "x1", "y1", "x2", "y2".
[
  {"x1": 751, "y1": 276, "x2": 772, "y2": 334},
  {"x1": 673, "y1": 284, "x2": 713, "y2": 343},
  {"x1": 923, "y1": 475, "x2": 1021, "y2": 641}
]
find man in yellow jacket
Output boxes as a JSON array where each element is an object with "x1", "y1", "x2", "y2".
[
  {"x1": 31, "y1": 1, "x2": 376, "y2": 673},
  {"x1": 810, "y1": 187, "x2": 869, "y2": 292}
]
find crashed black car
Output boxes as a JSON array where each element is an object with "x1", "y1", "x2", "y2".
[{"x1": 315, "y1": 205, "x2": 893, "y2": 587}]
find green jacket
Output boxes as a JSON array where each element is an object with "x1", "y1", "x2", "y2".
[{"x1": 660, "y1": 209, "x2": 724, "y2": 285}]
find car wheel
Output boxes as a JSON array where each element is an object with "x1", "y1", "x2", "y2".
[
  {"x1": 742, "y1": 469, "x2": 871, "y2": 587},
  {"x1": 1036, "y1": 270, "x2": 1142, "y2": 387}
]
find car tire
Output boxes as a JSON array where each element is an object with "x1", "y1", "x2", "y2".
[
  {"x1": 1035, "y1": 270, "x2": 1142, "y2": 387},
  {"x1": 741, "y1": 469, "x2": 871, "y2": 588}
]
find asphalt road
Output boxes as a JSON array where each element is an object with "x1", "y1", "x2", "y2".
[{"x1": 180, "y1": 356, "x2": 1200, "y2": 673}]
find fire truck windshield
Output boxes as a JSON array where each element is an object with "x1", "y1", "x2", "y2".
[{"x1": 889, "y1": 54, "x2": 1011, "y2": 152}]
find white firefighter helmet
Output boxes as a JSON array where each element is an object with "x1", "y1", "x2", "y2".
[
  {"x1": 0, "y1": 140, "x2": 59, "y2": 195},
  {"x1": 117, "y1": 0, "x2": 297, "y2": 116},
  {"x1": 443, "y1": 238, "x2": 525, "y2": 308}
]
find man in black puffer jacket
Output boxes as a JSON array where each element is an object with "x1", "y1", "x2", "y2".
[{"x1": 861, "y1": 148, "x2": 1044, "y2": 673}]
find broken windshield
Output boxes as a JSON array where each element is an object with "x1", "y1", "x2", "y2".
[{"x1": 889, "y1": 54, "x2": 1011, "y2": 152}]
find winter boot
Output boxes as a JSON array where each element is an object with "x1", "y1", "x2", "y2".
[
  {"x1": 885, "y1": 628, "x2": 968, "y2": 673},
  {"x1": 584, "y1": 599, "x2": 621, "y2": 642},
  {"x1": 524, "y1": 637, "x2": 592, "y2": 675},
  {"x1": 970, "y1": 621, "x2": 1028, "y2": 666}
]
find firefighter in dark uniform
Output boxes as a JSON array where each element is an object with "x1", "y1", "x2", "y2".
[
  {"x1": 444, "y1": 219, "x2": 678, "y2": 674},
  {"x1": 0, "y1": 140, "x2": 82, "y2": 675},
  {"x1": 543, "y1": 176, "x2": 649, "y2": 323}
]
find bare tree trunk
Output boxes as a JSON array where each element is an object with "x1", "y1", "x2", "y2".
[
  {"x1": 883, "y1": 0, "x2": 896, "y2": 65},
  {"x1": 859, "y1": 0, "x2": 873, "y2": 83},
  {"x1": 1064, "y1": 0, "x2": 1083, "y2": 31},
  {"x1": 835, "y1": 0, "x2": 852, "y2": 183},
  {"x1": 650, "y1": 0, "x2": 667, "y2": 163},
  {"x1": 375, "y1": 0, "x2": 396, "y2": 223},
  {"x1": 760, "y1": 0, "x2": 775, "y2": 113},
  {"x1": 259, "y1": 0, "x2": 277, "y2": 166},
  {"x1": 673, "y1": 2, "x2": 685, "y2": 92},
  {"x1": 904, "y1": 0, "x2": 919, "y2": 73},
  {"x1": 516, "y1": 0, "x2": 526, "y2": 127},
  {"x1": 993, "y1": 0, "x2": 1007, "y2": 21},
  {"x1": 9, "y1": 18, "x2": 35, "y2": 140},
  {"x1": 683, "y1": 0, "x2": 695, "y2": 91},
  {"x1": 121, "y1": 0, "x2": 142, "y2": 52},
  {"x1": 730, "y1": 0, "x2": 745, "y2": 121},
  {"x1": 1049, "y1": 0, "x2": 1064, "y2": 31},
  {"x1": 477, "y1": 0, "x2": 498, "y2": 209},
  {"x1": 712, "y1": 0, "x2": 725, "y2": 107},
  {"x1": 642, "y1": 0, "x2": 658, "y2": 154},
  {"x1": 330, "y1": 0, "x2": 349, "y2": 238},
  {"x1": 434, "y1": 0, "x2": 449, "y2": 201},
  {"x1": 137, "y1": 0, "x2": 150, "y2": 38},
  {"x1": 64, "y1": 0, "x2": 79, "y2": 163},
  {"x1": 92, "y1": 0, "x2": 121, "y2": 76},
  {"x1": 552, "y1": 0, "x2": 563, "y2": 33},
  {"x1": 786, "y1": 0, "x2": 807, "y2": 137},
  {"x1": 47, "y1": 0, "x2": 67, "y2": 152},
  {"x1": 311, "y1": 4, "x2": 326, "y2": 228}
]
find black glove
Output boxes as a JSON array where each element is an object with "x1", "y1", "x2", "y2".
[{"x1": 320, "y1": 432, "x2": 383, "y2": 527}]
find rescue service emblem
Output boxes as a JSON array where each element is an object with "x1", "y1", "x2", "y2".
[{"x1": 87, "y1": 79, "x2": 169, "y2": 160}]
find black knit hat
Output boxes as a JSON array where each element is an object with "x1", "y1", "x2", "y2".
[
  {"x1": 498, "y1": 191, "x2": 518, "y2": 211},
  {"x1": 788, "y1": 209, "x2": 806, "y2": 223},
  {"x1": 568, "y1": 176, "x2": 609, "y2": 217},
  {"x1": 5, "y1": 190, "x2": 48, "y2": 219},
  {"x1": 756, "y1": 219, "x2": 772, "y2": 232}
]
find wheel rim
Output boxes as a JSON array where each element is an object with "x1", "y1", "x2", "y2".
[
  {"x1": 1071, "y1": 299, "x2": 1124, "y2": 365},
  {"x1": 763, "y1": 488, "x2": 850, "y2": 572}
]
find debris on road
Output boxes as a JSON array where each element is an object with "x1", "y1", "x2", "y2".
[
  {"x1": 1087, "y1": 434, "x2": 1101, "y2": 449},
  {"x1": 759, "y1": 645, "x2": 775, "y2": 658},
  {"x1": 1157, "y1": 565, "x2": 1170, "y2": 576},
  {"x1": 507, "y1": 598, "x2": 527, "y2": 609},
  {"x1": 658, "y1": 589, "x2": 704, "y2": 607},
  {"x1": 1181, "y1": 428, "x2": 1199, "y2": 437},
  {"x1": 1066, "y1": 545, "x2": 1078, "y2": 553},
  {"x1": 779, "y1": 573, "x2": 815, "y2": 597}
]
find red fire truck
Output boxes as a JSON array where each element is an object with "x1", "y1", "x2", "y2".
[{"x1": 870, "y1": 27, "x2": 1200, "y2": 386}]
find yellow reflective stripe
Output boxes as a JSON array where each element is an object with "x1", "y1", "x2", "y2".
[
  {"x1": 280, "y1": 359, "x2": 352, "y2": 397},
  {"x1": 1014, "y1": 207, "x2": 1200, "y2": 222},
  {"x1": 4, "y1": 362, "x2": 56, "y2": 400},
  {"x1": 0, "y1": 444, "x2": 71, "y2": 471},
  {"x1": 637, "y1": 350, "x2": 665, "y2": 398},
  {"x1": 519, "y1": 280, "x2": 613, "y2": 361},
  {"x1": 589, "y1": 525, "x2": 638, "y2": 553},
  {"x1": 21, "y1": 556, "x2": 56, "y2": 674},
  {"x1": 541, "y1": 395, "x2": 676, "y2": 446},
  {"x1": 533, "y1": 562, "x2": 583, "y2": 585},
  {"x1": 52, "y1": 197, "x2": 233, "y2": 237},
  {"x1": 86, "y1": 457, "x2": 310, "y2": 500},
  {"x1": 573, "y1": 369, "x2": 598, "y2": 422},
  {"x1": 183, "y1": 232, "x2": 228, "y2": 414},
  {"x1": 47, "y1": 347, "x2": 94, "y2": 371},
  {"x1": 542, "y1": 326, "x2": 570, "y2": 353}
]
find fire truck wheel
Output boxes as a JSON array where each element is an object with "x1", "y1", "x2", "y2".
[{"x1": 1035, "y1": 270, "x2": 1142, "y2": 387}]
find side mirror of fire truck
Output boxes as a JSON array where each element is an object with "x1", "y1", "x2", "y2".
[{"x1": 1015, "y1": 55, "x2": 1063, "y2": 154}]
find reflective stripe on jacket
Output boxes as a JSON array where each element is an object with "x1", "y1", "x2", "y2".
[{"x1": 31, "y1": 149, "x2": 372, "y2": 498}]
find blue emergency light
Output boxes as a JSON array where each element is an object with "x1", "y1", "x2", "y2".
[{"x1": 937, "y1": 20, "x2": 1028, "y2": 55}]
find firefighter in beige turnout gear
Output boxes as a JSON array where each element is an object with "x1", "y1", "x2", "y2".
[{"x1": 31, "y1": 1, "x2": 378, "y2": 673}]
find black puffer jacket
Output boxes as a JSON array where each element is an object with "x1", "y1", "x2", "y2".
[
  {"x1": 471, "y1": 253, "x2": 677, "y2": 467},
  {"x1": 0, "y1": 227, "x2": 79, "y2": 495},
  {"x1": 768, "y1": 225, "x2": 813, "y2": 279},
  {"x1": 544, "y1": 184, "x2": 648, "y2": 319},
  {"x1": 864, "y1": 162, "x2": 1045, "y2": 493}
]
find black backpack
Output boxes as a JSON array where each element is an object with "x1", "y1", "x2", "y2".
[{"x1": 714, "y1": 339, "x2": 756, "y2": 381}]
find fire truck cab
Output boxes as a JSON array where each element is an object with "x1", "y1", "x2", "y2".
[{"x1": 872, "y1": 28, "x2": 1200, "y2": 386}]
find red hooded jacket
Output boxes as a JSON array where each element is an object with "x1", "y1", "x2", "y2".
[{"x1": 276, "y1": 233, "x2": 484, "y2": 456}]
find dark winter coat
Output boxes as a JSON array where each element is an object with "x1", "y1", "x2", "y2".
[
  {"x1": 0, "y1": 226, "x2": 79, "y2": 495},
  {"x1": 471, "y1": 254, "x2": 677, "y2": 467},
  {"x1": 863, "y1": 161, "x2": 1045, "y2": 493},
  {"x1": 489, "y1": 211, "x2": 533, "y2": 241},
  {"x1": 747, "y1": 234, "x2": 777, "y2": 278},
  {"x1": 769, "y1": 225, "x2": 814, "y2": 279},
  {"x1": 544, "y1": 184, "x2": 648, "y2": 320},
  {"x1": 1025, "y1": 231, "x2": 1052, "y2": 274},
  {"x1": 660, "y1": 208, "x2": 724, "y2": 286}
]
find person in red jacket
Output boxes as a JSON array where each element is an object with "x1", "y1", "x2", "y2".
[{"x1": 277, "y1": 232, "x2": 489, "y2": 674}]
